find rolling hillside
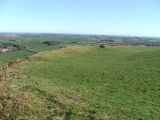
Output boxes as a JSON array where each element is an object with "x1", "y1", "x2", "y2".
[{"x1": 0, "y1": 46, "x2": 160, "y2": 119}]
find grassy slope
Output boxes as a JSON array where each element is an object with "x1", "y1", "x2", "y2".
[
  {"x1": 0, "y1": 50, "x2": 35, "y2": 67},
  {"x1": 0, "y1": 46, "x2": 160, "y2": 119},
  {"x1": 0, "y1": 36, "x2": 94, "y2": 67}
]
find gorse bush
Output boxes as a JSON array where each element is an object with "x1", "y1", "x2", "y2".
[{"x1": 99, "y1": 44, "x2": 105, "y2": 48}]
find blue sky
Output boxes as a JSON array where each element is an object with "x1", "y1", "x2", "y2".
[{"x1": 0, "y1": 0, "x2": 160, "y2": 37}]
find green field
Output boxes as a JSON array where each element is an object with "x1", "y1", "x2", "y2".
[
  {"x1": 0, "y1": 35, "x2": 100, "y2": 67},
  {"x1": 1, "y1": 34, "x2": 160, "y2": 68},
  {"x1": 0, "y1": 50, "x2": 35, "y2": 67},
  {"x1": 0, "y1": 46, "x2": 160, "y2": 119}
]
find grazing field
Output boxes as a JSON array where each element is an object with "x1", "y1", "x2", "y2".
[
  {"x1": 0, "y1": 34, "x2": 100, "y2": 67},
  {"x1": 1, "y1": 34, "x2": 160, "y2": 68},
  {"x1": 0, "y1": 50, "x2": 35, "y2": 67},
  {"x1": 0, "y1": 46, "x2": 160, "y2": 119}
]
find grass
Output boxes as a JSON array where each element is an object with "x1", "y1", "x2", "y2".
[
  {"x1": 0, "y1": 37, "x2": 68, "y2": 67},
  {"x1": 0, "y1": 44, "x2": 66, "y2": 67},
  {"x1": 0, "y1": 46, "x2": 160, "y2": 119},
  {"x1": 0, "y1": 50, "x2": 35, "y2": 67},
  {"x1": 15, "y1": 36, "x2": 99, "y2": 43}
]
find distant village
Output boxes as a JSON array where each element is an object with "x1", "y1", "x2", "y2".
[
  {"x1": 0, "y1": 43, "x2": 26, "y2": 53},
  {"x1": 0, "y1": 34, "x2": 26, "y2": 53}
]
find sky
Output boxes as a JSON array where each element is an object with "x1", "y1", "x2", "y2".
[{"x1": 0, "y1": 0, "x2": 160, "y2": 37}]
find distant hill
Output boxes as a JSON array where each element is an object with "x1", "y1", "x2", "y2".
[{"x1": 0, "y1": 34, "x2": 19, "y2": 39}]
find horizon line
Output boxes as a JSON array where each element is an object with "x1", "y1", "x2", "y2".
[{"x1": 0, "y1": 32, "x2": 160, "y2": 38}]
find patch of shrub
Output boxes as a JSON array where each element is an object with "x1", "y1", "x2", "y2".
[
  {"x1": 99, "y1": 44, "x2": 105, "y2": 48},
  {"x1": 59, "y1": 46, "x2": 64, "y2": 49},
  {"x1": 42, "y1": 41, "x2": 62, "y2": 46},
  {"x1": 23, "y1": 54, "x2": 29, "y2": 60}
]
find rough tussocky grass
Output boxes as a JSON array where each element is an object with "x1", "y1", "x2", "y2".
[{"x1": 0, "y1": 46, "x2": 160, "y2": 119}]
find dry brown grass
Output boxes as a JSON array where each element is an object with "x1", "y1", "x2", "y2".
[
  {"x1": 9, "y1": 85, "x2": 22, "y2": 90},
  {"x1": 54, "y1": 116, "x2": 64, "y2": 120},
  {"x1": 33, "y1": 46, "x2": 92, "y2": 59}
]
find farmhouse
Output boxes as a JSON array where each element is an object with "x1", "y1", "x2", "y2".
[
  {"x1": 0, "y1": 48, "x2": 12, "y2": 53},
  {"x1": 2, "y1": 49, "x2": 9, "y2": 52}
]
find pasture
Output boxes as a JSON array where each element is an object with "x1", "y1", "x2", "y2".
[
  {"x1": 0, "y1": 45, "x2": 160, "y2": 119},
  {"x1": 0, "y1": 34, "x2": 100, "y2": 67}
]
